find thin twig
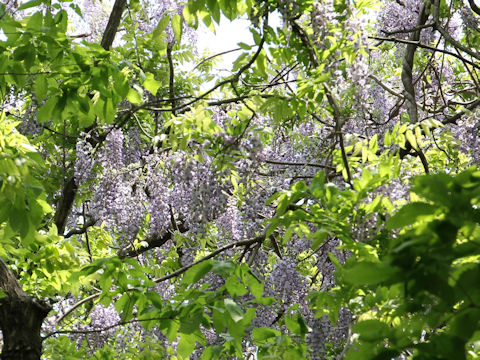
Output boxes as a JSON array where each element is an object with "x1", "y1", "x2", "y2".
[
  {"x1": 154, "y1": 234, "x2": 265, "y2": 283},
  {"x1": 191, "y1": 47, "x2": 243, "y2": 71},
  {"x1": 47, "y1": 316, "x2": 172, "y2": 339},
  {"x1": 264, "y1": 158, "x2": 335, "y2": 170},
  {"x1": 55, "y1": 292, "x2": 101, "y2": 325},
  {"x1": 369, "y1": 36, "x2": 480, "y2": 70}
]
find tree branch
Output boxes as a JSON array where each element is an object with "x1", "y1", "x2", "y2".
[
  {"x1": 167, "y1": 41, "x2": 176, "y2": 116},
  {"x1": 324, "y1": 85, "x2": 352, "y2": 185},
  {"x1": 100, "y1": 0, "x2": 127, "y2": 51},
  {"x1": 443, "y1": 98, "x2": 480, "y2": 124},
  {"x1": 55, "y1": 292, "x2": 101, "y2": 324},
  {"x1": 264, "y1": 158, "x2": 335, "y2": 170},
  {"x1": 117, "y1": 224, "x2": 186, "y2": 259},
  {"x1": 401, "y1": 0, "x2": 430, "y2": 124},
  {"x1": 369, "y1": 36, "x2": 480, "y2": 70},
  {"x1": 154, "y1": 234, "x2": 265, "y2": 283},
  {"x1": 46, "y1": 316, "x2": 172, "y2": 339},
  {"x1": 54, "y1": 176, "x2": 77, "y2": 236},
  {"x1": 0, "y1": 258, "x2": 28, "y2": 300},
  {"x1": 468, "y1": 0, "x2": 480, "y2": 16},
  {"x1": 64, "y1": 217, "x2": 96, "y2": 239},
  {"x1": 191, "y1": 47, "x2": 243, "y2": 71},
  {"x1": 433, "y1": 3, "x2": 480, "y2": 61}
]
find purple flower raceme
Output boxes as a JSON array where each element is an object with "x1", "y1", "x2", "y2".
[{"x1": 74, "y1": 135, "x2": 94, "y2": 187}]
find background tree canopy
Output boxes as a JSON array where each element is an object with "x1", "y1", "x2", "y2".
[{"x1": 1, "y1": 0, "x2": 480, "y2": 358}]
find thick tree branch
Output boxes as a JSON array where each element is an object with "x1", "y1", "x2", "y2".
[
  {"x1": 396, "y1": 2, "x2": 431, "y2": 174},
  {"x1": 368, "y1": 74, "x2": 404, "y2": 99},
  {"x1": 382, "y1": 23, "x2": 435, "y2": 36},
  {"x1": 63, "y1": 217, "x2": 96, "y2": 239},
  {"x1": 100, "y1": 0, "x2": 127, "y2": 51},
  {"x1": 401, "y1": 1, "x2": 430, "y2": 124},
  {"x1": 0, "y1": 259, "x2": 51, "y2": 360},
  {"x1": 468, "y1": 0, "x2": 480, "y2": 16},
  {"x1": 54, "y1": 176, "x2": 77, "y2": 235},
  {"x1": 117, "y1": 223, "x2": 186, "y2": 259},
  {"x1": 0, "y1": 258, "x2": 28, "y2": 300},
  {"x1": 443, "y1": 98, "x2": 480, "y2": 124},
  {"x1": 62, "y1": 234, "x2": 266, "y2": 328}
]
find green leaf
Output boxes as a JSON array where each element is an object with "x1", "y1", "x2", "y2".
[
  {"x1": 225, "y1": 275, "x2": 248, "y2": 297},
  {"x1": 353, "y1": 319, "x2": 391, "y2": 342},
  {"x1": 165, "y1": 320, "x2": 180, "y2": 342},
  {"x1": 266, "y1": 217, "x2": 282, "y2": 238},
  {"x1": 386, "y1": 202, "x2": 438, "y2": 229},
  {"x1": 276, "y1": 193, "x2": 292, "y2": 216},
  {"x1": 312, "y1": 229, "x2": 328, "y2": 250},
  {"x1": 212, "y1": 260, "x2": 235, "y2": 277},
  {"x1": 224, "y1": 298, "x2": 243, "y2": 322},
  {"x1": 285, "y1": 313, "x2": 310, "y2": 336},
  {"x1": 255, "y1": 52, "x2": 267, "y2": 77},
  {"x1": 368, "y1": 134, "x2": 378, "y2": 153},
  {"x1": 212, "y1": 307, "x2": 226, "y2": 333},
  {"x1": 343, "y1": 262, "x2": 398, "y2": 286},
  {"x1": 245, "y1": 270, "x2": 264, "y2": 299},
  {"x1": 113, "y1": 72, "x2": 130, "y2": 99},
  {"x1": 36, "y1": 97, "x2": 58, "y2": 123},
  {"x1": 411, "y1": 174, "x2": 452, "y2": 206},
  {"x1": 115, "y1": 292, "x2": 139, "y2": 321},
  {"x1": 405, "y1": 129, "x2": 418, "y2": 150},
  {"x1": 152, "y1": 28, "x2": 168, "y2": 51},
  {"x1": 182, "y1": 5, "x2": 198, "y2": 28},
  {"x1": 18, "y1": 0, "x2": 42, "y2": 10},
  {"x1": 252, "y1": 327, "x2": 281, "y2": 343},
  {"x1": 126, "y1": 88, "x2": 142, "y2": 105},
  {"x1": 171, "y1": 14, "x2": 183, "y2": 43},
  {"x1": 69, "y1": 3, "x2": 83, "y2": 17},
  {"x1": 9, "y1": 206, "x2": 30, "y2": 239},
  {"x1": 143, "y1": 73, "x2": 162, "y2": 96},
  {"x1": 449, "y1": 308, "x2": 480, "y2": 340},
  {"x1": 145, "y1": 291, "x2": 163, "y2": 309},
  {"x1": 179, "y1": 311, "x2": 203, "y2": 334},
  {"x1": 156, "y1": 14, "x2": 170, "y2": 33},
  {"x1": 238, "y1": 42, "x2": 251, "y2": 50},
  {"x1": 177, "y1": 332, "x2": 196, "y2": 358},
  {"x1": 182, "y1": 260, "x2": 214, "y2": 285},
  {"x1": 207, "y1": 0, "x2": 221, "y2": 23}
]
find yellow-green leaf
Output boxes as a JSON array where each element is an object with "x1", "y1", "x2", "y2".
[
  {"x1": 405, "y1": 129, "x2": 418, "y2": 150},
  {"x1": 171, "y1": 14, "x2": 183, "y2": 43},
  {"x1": 143, "y1": 73, "x2": 162, "y2": 96}
]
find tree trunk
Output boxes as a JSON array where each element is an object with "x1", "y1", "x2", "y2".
[{"x1": 0, "y1": 259, "x2": 51, "y2": 360}]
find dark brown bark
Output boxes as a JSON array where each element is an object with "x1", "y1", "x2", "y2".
[
  {"x1": 468, "y1": 0, "x2": 480, "y2": 16},
  {"x1": 0, "y1": 259, "x2": 51, "y2": 360},
  {"x1": 117, "y1": 223, "x2": 187, "y2": 259},
  {"x1": 401, "y1": 1, "x2": 430, "y2": 124},
  {"x1": 53, "y1": 176, "x2": 77, "y2": 236},
  {"x1": 100, "y1": 0, "x2": 127, "y2": 51}
]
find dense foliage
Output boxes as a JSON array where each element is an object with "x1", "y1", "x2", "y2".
[{"x1": 1, "y1": 0, "x2": 480, "y2": 358}]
